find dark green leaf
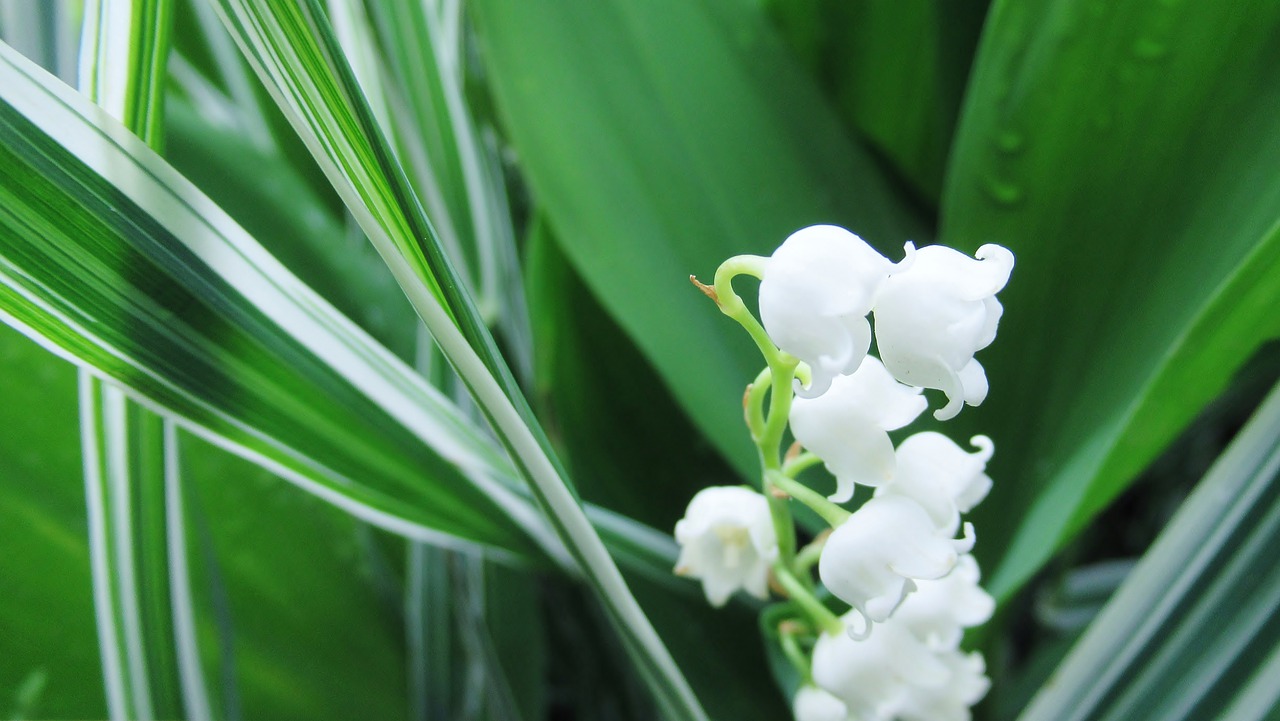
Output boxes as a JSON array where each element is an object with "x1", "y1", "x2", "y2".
[
  {"x1": 940, "y1": 0, "x2": 1280, "y2": 600},
  {"x1": 472, "y1": 0, "x2": 928, "y2": 480}
]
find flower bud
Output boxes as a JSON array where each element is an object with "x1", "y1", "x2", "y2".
[
  {"x1": 789, "y1": 357, "x2": 926, "y2": 503},
  {"x1": 818, "y1": 496, "x2": 974, "y2": 634},
  {"x1": 874, "y1": 433, "x2": 994, "y2": 534},
  {"x1": 759, "y1": 225, "x2": 910, "y2": 398},
  {"x1": 673, "y1": 486, "x2": 778, "y2": 607},
  {"x1": 872, "y1": 244, "x2": 1014, "y2": 420}
]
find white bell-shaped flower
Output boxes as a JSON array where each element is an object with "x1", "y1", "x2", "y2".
[
  {"x1": 818, "y1": 496, "x2": 974, "y2": 635},
  {"x1": 812, "y1": 613, "x2": 990, "y2": 721},
  {"x1": 892, "y1": 555, "x2": 995, "y2": 651},
  {"x1": 759, "y1": 225, "x2": 911, "y2": 398},
  {"x1": 897, "y1": 648, "x2": 990, "y2": 721},
  {"x1": 875, "y1": 433, "x2": 994, "y2": 534},
  {"x1": 872, "y1": 244, "x2": 1014, "y2": 421},
  {"x1": 673, "y1": 486, "x2": 778, "y2": 607},
  {"x1": 790, "y1": 357, "x2": 927, "y2": 503},
  {"x1": 811, "y1": 615, "x2": 948, "y2": 720},
  {"x1": 793, "y1": 684, "x2": 852, "y2": 721}
]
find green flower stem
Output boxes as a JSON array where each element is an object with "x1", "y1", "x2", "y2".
[
  {"x1": 708, "y1": 256, "x2": 838, "y2": 593},
  {"x1": 794, "y1": 531, "x2": 829, "y2": 575},
  {"x1": 769, "y1": 471, "x2": 850, "y2": 529},
  {"x1": 777, "y1": 624, "x2": 812, "y2": 684},
  {"x1": 710, "y1": 256, "x2": 798, "y2": 469},
  {"x1": 774, "y1": 563, "x2": 843, "y2": 637},
  {"x1": 782, "y1": 451, "x2": 824, "y2": 478},
  {"x1": 746, "y1": 365, "x2": 798, "y2": 566},
  {"x1": 766, "y1": 489, "x2": 798, "y2": 567},
  {"x1": 758, "y1": 358, "x2": 798, "y2": 471},
  {"x1": 711, "y1": 255, "x2": 776, "y2": 363}
]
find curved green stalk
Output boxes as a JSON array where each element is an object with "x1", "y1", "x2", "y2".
[
  {"x1": 769, "y1": 473, "x2": 851, "y2": 529},
  {"x1": 773, "y1": 563, "x2": 842, "y2": 637}
]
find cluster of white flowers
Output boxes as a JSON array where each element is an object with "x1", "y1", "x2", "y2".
[
  {"x1": 798, "y1": 558, "x2": 994, "y2": 721},
  {"x1": 673, "y1": 225, "x2": 1012, "y2": 721}
]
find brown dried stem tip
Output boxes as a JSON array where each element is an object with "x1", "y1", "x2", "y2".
[{"x1": 689, "y1": 274, "x2": 719, "y2": 304}]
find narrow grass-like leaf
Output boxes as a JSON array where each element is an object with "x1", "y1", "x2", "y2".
[
  {"x1": 81, "y1": 380, "x2": 167, "y2": 720},
  {"x1": 76, "y1": 3, "x2": 189, "y2": 718},
  {"x1": 0, "y1": 38, "x2": 685, "y2": 587},
  {"x1": 163, "y1": 86, "x2": 418, "y2": 360},
  {"x1": 207, "y1": 4, "x2": 707, "y2": 716},
  {"x1": 0, "y1": 0, "x2": 78, "y2": 82},
  {"x1": 1019, "y1": 379, "x2": 1280, "y2": 721},
  {"x1": 0, "y1": 41, "x2": 547, "y2": 560},
  {"x1": 162, "y1": 424, "x2": 214, "y2": 721},
  {"x1": 78, "y1": 0, "x2": 172, "y2": 148},
  {"x1": 406, "y1": 543, "x2": 456, "y2": 721},
  {"x1": 449, "y1": 556, "x2": 528, "y2": 721},
  {"x1": 361, "y1": 0, "x2": 533, "y2": 380}
]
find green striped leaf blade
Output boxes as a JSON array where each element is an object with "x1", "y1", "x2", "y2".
[
  {"x1": 202, "y1": 3, "x2": 708, "y2": 717},
  {"x1": 0, "y1": 40, "x2": 546, "y2": 562},
  {"x1": 75, "y1": 2, "x2": 194, "y2": 717},
  {"x1": 1019, "y1": 379, "x2": 1280, "y2": 721}
]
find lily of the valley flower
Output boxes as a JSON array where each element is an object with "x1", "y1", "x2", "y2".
[
  {"x1": 818, "y1": 496, "x2": 974, "y2": 635},
  {"x1": 789, "y1": 357, "x2": 927, "y2": 503},
  {"x1": 811, "y1": 613, "x2": 990, "y2": 721},
  {"x1": 874, "y1": 433, "x2": 995, "y2": 533},
  {"x1": 793, "y1": 685, "x2": 852, "y2": 721},
  {"x1": 892, "y1": 555, "x2": 995, "y2": 651},
  {"x1": 811, "y1": 615, "x2": 948, "y2": 720},
  {"x1": 894, "y1": 648, "x2": 990, "y2": 721},
  {"x1": 873, "y1": 244, "x2": 1014, "y2": 421},
  {"x1": 673, "y1": 486, "x2": 778, "y2": 607},
  {"x1": 759, "y1": 225, "x2": 912, "y2": 398}
]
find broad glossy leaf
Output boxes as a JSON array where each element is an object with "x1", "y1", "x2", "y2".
[
  {"x1": 765, "y1": 0, "x2": 988, "y2": 205},
  {"x1": 525, "y1": 217, "x2": 740, "y2": 530},
  {"x1": 940, "y1": 0, "x2": 1280, "y2": 600},
  {"x1": 0, "y1": 326, "x2": 105, "y2": 719},
  {"x1": 180, "y1": 433, "x2": 408, "y2": 721},
  {"x1": 472, "y1": 0, "x2": 928, "y2": 480}
]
